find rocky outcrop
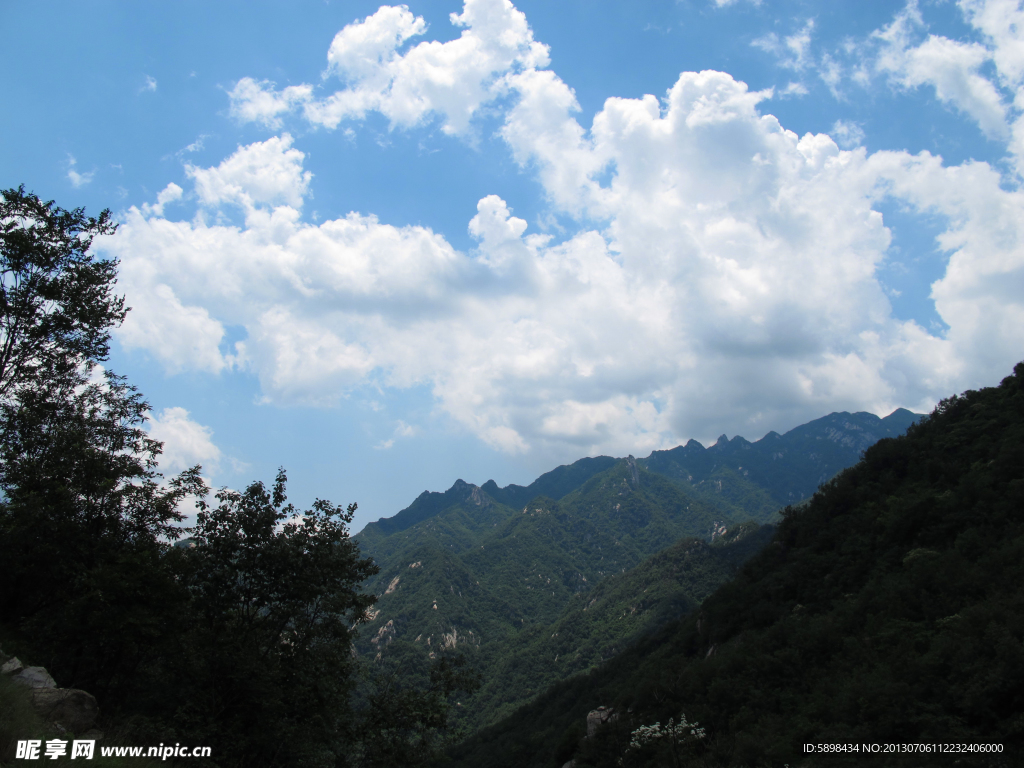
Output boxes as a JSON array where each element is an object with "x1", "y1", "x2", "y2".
[
  {"x1": 0, "y1": 645, "x2": 99, "y2": 734},
  {"x1": 12, "y1": 666, "x2": 57, "y2": 689},
  {"x1": 585, "y1": 705, "x2": 617, "y2": 738},
  {"x1": 29, "y1": 689, "x2": 99, "y2": 733}
]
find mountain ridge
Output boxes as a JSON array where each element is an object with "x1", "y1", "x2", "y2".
[
  {"x1": 350, "y1": 407, "x2": 925, "y2": 737},
  {"x1": 357, "y1": 408, "x2": 923, "y2": 540},
  {"x1": 449, "y1": 370, "x2": 1024, "y2": 767}
]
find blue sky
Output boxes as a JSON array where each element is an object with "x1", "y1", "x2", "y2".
[{"x1": 4, "y1": 0, "x2": 1024, "y2": 532}]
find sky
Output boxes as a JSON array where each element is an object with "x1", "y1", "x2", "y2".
[{"x1": 3, "y1": 0, "x2": 1024, "y2": 533}]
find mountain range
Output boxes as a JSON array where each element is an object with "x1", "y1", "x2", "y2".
[
  {"x1": 353, "y1": 408, "x2": 922, "y2": 732},
  {"x1": 450, "y1": 364, "x2": 1024, "y2": 767}
]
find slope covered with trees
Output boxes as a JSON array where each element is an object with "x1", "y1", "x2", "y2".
[
  {"x1": 452, "y1": 363, "x2": 1024, "y2": 768},
  {"x1": 355, "y1": 409, "x2": 923, "y2": 735}
]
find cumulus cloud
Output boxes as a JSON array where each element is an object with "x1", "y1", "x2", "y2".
[
  {"x1": 141, "y1": 183, "x2": 183, "y2": 217},
  {"x1": 147, "y1": 407, "x2": 223, "y2": 475},
  {"x1": 229, "y1": 0, "x2": 550, "y2": 136},
  {"x1": 228, "y1": 78, "x2": 313, "y2": 129},
  {"x1": 187, "y1": 133, "x2": 311, "y2": 210},
  {"x1": 104, "y1": 0, "x2": 1024, "y2": 461}
]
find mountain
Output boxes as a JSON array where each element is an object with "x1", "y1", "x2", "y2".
[
  {"x1": 450, "y1": 367, "x2": 1024, "y2": 767},
  {"x1": 356, "y1": 459, "x2": 737, "y2": 656},
  {"x1": 465, "y1": 522, "x2": 775, "y2": 730},
  {"x1": 352, "y1": 408, "x2": 923, "y2": 736},
  {"x1": 639, "y1": 408, "x2": 923, "y2": 519},
  {"x1": 358, "y1": 408, "x2": 923, "y2": 546}
]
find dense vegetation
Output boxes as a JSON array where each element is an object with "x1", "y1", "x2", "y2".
[
  {"x1": 463, "y1": 523, "x2": 775, "y2": 731},
  {"x1": 354, "y1": 411, "x2": 922, "y2": 735},
  {"x1": 451, "y1": 363, "x2": 1024, "y2": 768}
]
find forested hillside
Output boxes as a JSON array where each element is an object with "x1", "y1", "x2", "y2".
[
  {"x1": 354, "y1": 459, "x2": 735, "y2": 658},
  {"x1": 354, "y1": 408, "x2": 923, "y2": 735},
  {"x1": 451, "y1": 364, "x2": 1024, "y2": 768}
]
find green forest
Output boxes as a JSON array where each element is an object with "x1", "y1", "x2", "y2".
[
  {"x1": 452, "y1": 362, "x2": 1024, "y2": 768},
  {"x1": 2, "y1": 185, "x2": 1021, "y2": 768}
]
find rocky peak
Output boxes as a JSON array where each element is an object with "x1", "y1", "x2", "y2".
[{"x1": 625, "y1": 456, "x2": 640, "y2": 488}]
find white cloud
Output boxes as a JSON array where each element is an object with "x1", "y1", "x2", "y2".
[
  {"x1": 752, "y1": 20, "x2": 816, "y2": 71},
  {"x1": 958, "y1": 0, "x2": 1024, "y2": 88},
  {"x1": 141, "y1": 183, "x2": 183, "y2": 217},
  {"x1": 228, "y1": 78, "x2": 313, "y2": 129},
  {"x1": 956, "y1": 0, "x2": 1024, "y2": 174},
  {"x1": 187, "y1": 133, "x2": 311, "y2": 211},
  {"x1": 831, "y1": 119, "x2": 866, "y2": 149},
  {"x1": 179, "y1": 135, "x2": 207, "y2": 155},
  {"x1": 230, "y1": 0, "x2": 550, "y2": 136},
  {"x1": 147, "y1": 407, "x2": 222, "y2": 475},
  {"x1": 375, "y1": 420, "x2": 417, "y2": 450},
  {"x1": 104, "y1": 0, "x2": 1024, "y2": 461},
  {"x1": 66, "y1": 155, "x2": 94, "y2": 188},
  {"x1": 143, "y1": 75, "x2": 158, "y2": 92},
  {"x1": 869, "y1": 1, "x2": 1012, "y2": 143},
  {"x1": 780, "y1": 81, "x2": 809, "y2": 98}
]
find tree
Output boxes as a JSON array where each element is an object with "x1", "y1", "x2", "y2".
[
  {"x1": 0, "y1": 186, "x2": 124, "y2": 401},
  {"x1": 170, "y1": 470, "x2": 379, "y2": 767},
  {"x1": 353, "y1": 647, "x2": 481, "y2": 768},
  {"x1": 0, "y1": 368, "x2": 204, "y2": 700},
  {"x1": 0, "y1": 188, "x2": 197, "y2": 701}
]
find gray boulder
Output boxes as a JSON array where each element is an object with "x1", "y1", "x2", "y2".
[
  {"x1": 31, "y1": 689, "x2": 99, "y2": 734},
  {"x1": 12, "y1": 666, "x2": 57, "y2": 689},
  {"x1": 586, "y1": 706, "x2": 617, "y2": 738},
  {"x1": 1, "y1": 656, "x2": 23, "y2": 675}
]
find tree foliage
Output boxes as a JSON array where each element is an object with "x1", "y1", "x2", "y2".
[
  {"x1": 0, "y1": 186, "x2": 123, "y2": 400},
  {"x1": 168, "y1": 471, "x2": 379, "y2": 767},
  {"x1": 0, "y1": 187, "x2": 192, "y2": 703}
]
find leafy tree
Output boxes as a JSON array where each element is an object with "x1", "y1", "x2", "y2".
[
  {"x1": 0, "y1": 187, "x2": 197, "y2": 702},
  {"x1": 169, "y1": 470, "x2": 379, "y2": 767},
  {"x1": 0, "y1": 186, "x2": 123, "y2": 401},
  {"x1": 354, "y1": 647, "x2": 481, "y2": 768}
]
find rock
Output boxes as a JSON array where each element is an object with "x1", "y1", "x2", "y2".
[
  {"x1": 12, "y1": 666, "x2": 57, "y2": 689},
  {"x1": 1, "y1": 657, "x2": 24, "y2": 675},
  {"x1": 586, "y1": 706, "x2": 617, "y2": 738},
  {"x1": 31, "y1": 689, "x2": 99, "y2": 733}
]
